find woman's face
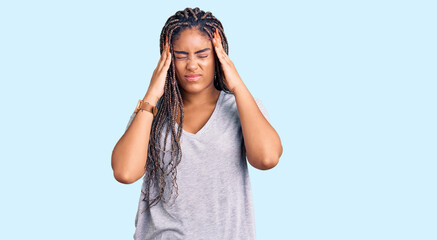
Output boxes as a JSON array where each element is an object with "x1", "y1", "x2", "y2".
[{"x1": 172, "y1": 27, "x2": 216, "y2": 95}]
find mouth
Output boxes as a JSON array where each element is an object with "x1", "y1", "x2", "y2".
[{"x1": 184, "y1": 74, "x2": 202, "y2": 82}]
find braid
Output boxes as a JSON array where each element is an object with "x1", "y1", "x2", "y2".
[{"x1": 141, "y1": 7, "x2": 232, "y2": 212}]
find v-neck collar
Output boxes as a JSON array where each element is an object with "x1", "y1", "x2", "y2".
[{"x1": 175, "y1": 90, "x2": 224, "y2": 138}]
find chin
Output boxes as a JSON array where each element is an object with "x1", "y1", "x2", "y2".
[
  {"x1": 177, "y1": 77, "x2": 214, "y2": 92},
  {"x1": 179, "y1": 82, "x2": 215, "y2": 94}
]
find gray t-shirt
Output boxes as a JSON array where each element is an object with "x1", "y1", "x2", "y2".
[{"x1": 125, "y1": 90, "x2": 269, "y2": 240}]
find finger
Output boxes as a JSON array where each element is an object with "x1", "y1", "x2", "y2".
[
  {"x1": 157, "y1": 44, "x2": 166, "y2": 71},
  {"x1": 163, "y1": 44, "x2": 172, "y2": 69},
  {"x1": 159, "y1": 36, "x2": 169, "y2": 59},
  {"x1": 216, "y1": 37, "x2": 228, "y2": 60},
  {"x1": 213, "y1": 33, "x2": 224, "y2": 60},
  {"x1": 215, "y1": 29, "x2": 224, "y2": 51},
  {"x1": 159, "y1": 42, "x2": 172, "y2": 76},
  {"x1": 216, "y1": 29, "x2": 221, "y2": 43},
  {"x1": 159, "y1": 40, "x2": 166, "y2": 59},
  {"x1": 213, "y1": 30, "x2": 230, "y2": 63},
  {"x1": 214, "y1": 39, "x2": 228, "y2": 63},
  {"x1": 157, "y1": 37, "x2": 170, "y2": 70}
]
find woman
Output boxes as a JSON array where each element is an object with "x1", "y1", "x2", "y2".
[{"x1": 111, "y1": 7, "x2": 283, "y2": 240}]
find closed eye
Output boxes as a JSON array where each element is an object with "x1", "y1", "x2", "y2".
[{"x1": 175, "y1": 55, "x2": 208, "y2": 60}]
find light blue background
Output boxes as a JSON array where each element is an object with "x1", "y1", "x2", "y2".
[{"x1": 1, "y1": 0, "x2": 436, "y2": 239}]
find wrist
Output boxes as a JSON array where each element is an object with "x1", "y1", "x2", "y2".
[
  {"x1": 143, "y1": 93, "x2": 160, "y2": 106},
  {"x1": 231, "y1": 82, "x2": 246, "y2": 95}
]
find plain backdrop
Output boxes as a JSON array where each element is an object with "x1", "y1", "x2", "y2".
[{"x1": 1, "y1": 0, "x2": 436, "y2": 239}]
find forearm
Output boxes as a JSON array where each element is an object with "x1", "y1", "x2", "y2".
[
  {"x1": 111, "y1": 93, "x2": 159, "y2": 184},
  {"x1": 233, "y1": 83, "x2": 282, "y2": 170}
]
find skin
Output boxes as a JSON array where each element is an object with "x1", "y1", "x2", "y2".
[
  {"x1": 172, "y1": 27, "x2": 221, "y2": 134},
  {"x1": 173, "y1": 27, "x2": 283, "y2": 170},
  {"x1": 112, "y1": 27, "x2": 282, "y2": 184},
  {"x1": 211, "y1": 28, "x2": 283, "y2": 170}
]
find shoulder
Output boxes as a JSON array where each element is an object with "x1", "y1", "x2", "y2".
[
  {"x1": 221, "y1": 90, "x2": 265, "y2": 110},
  {"x1": 221, "y1": 90, "x2": 263, "y2": 105},
  {"x1": 219, "y1": 90, "x2": 238, "y2": 118},
  {"x1": 221, "y1": 90, "x2": 236, "y2": 106},
  {"x1": 221, "y1": 90, "x2": 270, "y2": 122}
]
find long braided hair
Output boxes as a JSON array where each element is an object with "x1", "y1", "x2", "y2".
[{"x1": 141, "y1": 7, "x2": 232, "y2": 212}]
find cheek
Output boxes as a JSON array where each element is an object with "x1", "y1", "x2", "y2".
[
  {"x1": 201, "y1": 58, "x2": 215, "y2": 73},
  {"x1": 174, "y1": 62, "x2": 185, "y2": 75}
]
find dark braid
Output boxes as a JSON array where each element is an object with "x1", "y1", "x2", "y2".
[{"x1": 141, "y1": 7, "x2": 232, "y2": 212}]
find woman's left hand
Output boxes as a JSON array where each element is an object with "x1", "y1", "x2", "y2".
[{"x1": 213, "y1": 28, "x2": 244, "y2": 93}]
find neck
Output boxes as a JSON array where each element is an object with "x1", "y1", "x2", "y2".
[{"x1": 181, "y1": 87, "x2": 221, "y2": 107}]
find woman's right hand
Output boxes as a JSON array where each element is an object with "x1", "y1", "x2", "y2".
[{"x1": 144, "y1": 36, "x2": 172, "y2": 105}]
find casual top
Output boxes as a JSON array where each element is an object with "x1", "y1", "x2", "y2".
[{"x1": 125, "y1": 90, "x2": 270, "y2": 240}]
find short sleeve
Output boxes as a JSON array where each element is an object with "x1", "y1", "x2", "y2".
[
  {"x1": 125, "y1": 112, "x2": 136, "y2": 131},
  {"x1": 254, "y1": 98, "x2": 270, "y2": 122}
]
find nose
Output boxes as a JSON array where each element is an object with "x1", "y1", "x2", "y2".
[{"x1": 186, "y1": 57, "x2": 199, "y2": 71}]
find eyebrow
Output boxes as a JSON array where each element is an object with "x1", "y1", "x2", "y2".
[{"x1": 173, "y1": 48, "x2": 211, "y2": 55}]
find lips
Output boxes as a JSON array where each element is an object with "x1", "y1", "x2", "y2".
[{"x1": 184, "y1": 74, "x2": 202, "y2": 82}]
